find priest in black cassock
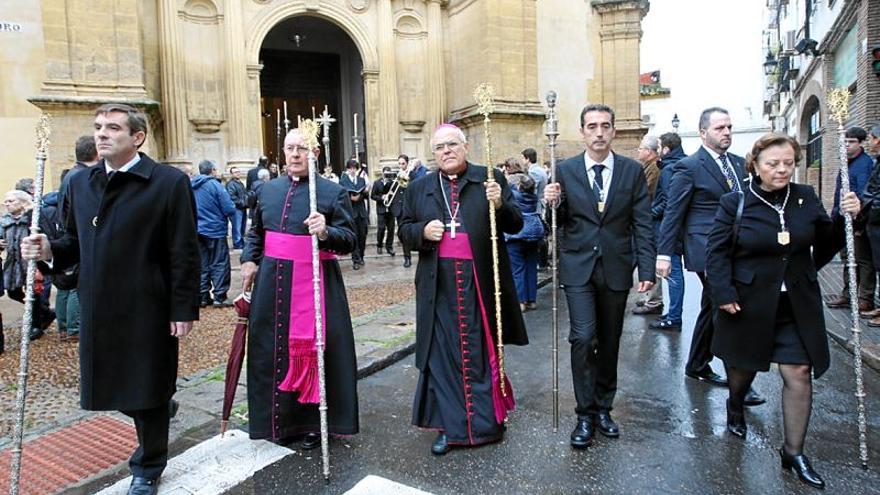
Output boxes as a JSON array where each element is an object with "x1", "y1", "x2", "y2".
[
  {"x1": 240, "y1": 128, "x2": 359, "y2": 450},
  {"x1": 400, "y1": 124, "x2": 529, "y2": 455}
]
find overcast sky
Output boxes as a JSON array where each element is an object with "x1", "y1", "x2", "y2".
[{"x1": 640, "y1": 0, "x2": 768, "y2": 133}]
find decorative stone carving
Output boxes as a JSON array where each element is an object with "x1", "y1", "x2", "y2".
[
  {"x1": 348, "y1": 0, "x2": 370, "y2": 13},
  {"x1": 190, "y1": 118, "x2": 224, "y2": 133}
]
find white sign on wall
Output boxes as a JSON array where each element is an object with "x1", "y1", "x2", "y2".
[{"x1": 0, "y1": 22, "x2": 23, "y2": 33}]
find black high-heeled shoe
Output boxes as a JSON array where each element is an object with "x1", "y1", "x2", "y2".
[
  {"x1": 726, "y1": 399, "x2": 746, "y2": 438},
  {"x1": 780, "y1": 448, "x2": 825, "y2": 489}
]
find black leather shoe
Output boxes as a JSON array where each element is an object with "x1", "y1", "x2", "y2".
[
  {"x1": 570, "y1": 418, "x2": 594, "y2": 449},
  {"x1": 685, "y1": 367, "x2": 728, "y2": 387},
  {"x1": 353, "y1": 262, "x2": 361, "y2": 270},
  {"x1": 649, "y1": 318, "x2": 682, "y2": 331},
  {"x1": 403, "y1": 257, "x2": 412, "y2": 268},
  {"x1": 780, "y1": 448, "x2": 825, "y2": 489},
  {"x1": 377, "y1": 246, "x2": 384, "y2": 255},
  {"x1": 128, "y1": 477, "x2": 159, "y2": 495},
  {"x1": 302, "y1": 432, "x2": 321, "y2": 450},
  {"x1": 386, "y1": 247, "x2": 396, "y2": 256},
  {"x1": 743, "y1": 387, "x2": 766, "y2": 407},
  {"x1": 199, "y1": 299, "x2": 211, "y2": 308},
  {"x1": 169, "y1": 399, "x2": 179, "y2": 418},
  {"x1": 595, "y1": 411, "x2": 620, "y2": 438},
  {"x1": 726, "y1": 399, "x2": 747, "y2": 438},
  {"x1": 431, "y1": 433, "x2": 450, "y2": 455},
  {"x1": 28, "y1": 328, "x2": 44, "y2": 341}
]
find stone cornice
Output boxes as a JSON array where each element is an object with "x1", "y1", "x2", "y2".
[
  {"x1": 447, "y1": 100, "x2": 545, "y2": 124},
  {"x1": 591, "y1": 0, "x2": 650, "y2": 16}
]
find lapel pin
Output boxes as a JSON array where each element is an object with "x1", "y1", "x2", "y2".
[{"x1": 798, "y1": 198, "x2": 804, "y2": 207}]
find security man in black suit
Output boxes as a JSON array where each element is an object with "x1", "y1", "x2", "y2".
[
  {"x1": 544, "y1": 104, "x2": 655, "y2": 448},
  {"x1": 370, "y1": 166, "x2": 397, "y2": 256},
  {"x1": 655, "y1": 107, "x2": 764, "y2": 405}
]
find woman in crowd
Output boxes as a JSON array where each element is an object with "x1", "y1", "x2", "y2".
[
  {"x1": 706, "y1": 133, "x2": 860, "y2": 489},
  {"x1": 503, "y1": 158, "x2": 543, "y2": 311},
  {"x1": 0, "y1": 190, "x2": 55, "y2": 341}
]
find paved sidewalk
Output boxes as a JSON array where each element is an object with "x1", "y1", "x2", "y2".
[{"x1": 818, "y1": 261, "x2": 880, "y2": 371}]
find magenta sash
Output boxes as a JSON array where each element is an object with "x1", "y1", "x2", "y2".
[
  {"x1": 265, "y1": 231, "x2": 337, "y2": 404},
  {"x1": 437, "y1": 232, "x2": 515, "y2": 424}
]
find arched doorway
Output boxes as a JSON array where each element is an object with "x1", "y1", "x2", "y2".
[
  {"x1": 258, "y1": 15, "x2": 366, "y2": 175},
  {"x1": 800, "y1": 95, "x2": 822, "y2": 196}
]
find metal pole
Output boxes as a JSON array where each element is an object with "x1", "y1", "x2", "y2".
[
  {"x1": 545, "y1": 91, "x2": 560, "y2": 432},
  {"x1": 10, "y1": 113, "x2": 51, "y2": 495},
  {"x1": 300, "y1": 119, "x2": 331, "y2": 482},
  {"x1": 828, "y1": 87, "x2": 869, "y2": 469}
]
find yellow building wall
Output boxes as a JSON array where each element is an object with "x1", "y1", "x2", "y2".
[{"x1": 0, "y1": 2, "x2": 48, "y2": 194}]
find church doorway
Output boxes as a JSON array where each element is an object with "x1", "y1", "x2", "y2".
[{"x1": 258, "y1": 16, "x2": 366, "y2": 175}]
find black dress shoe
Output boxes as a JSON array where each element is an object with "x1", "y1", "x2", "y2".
[
  {"x1": 386, "y1": 247, "x2": 396, "y2": 256},
  {"x1": 403, "y1": 257, "x2": 412, "y2": 268},
  {"x1": 169, "y1": 399, "x2": 179, "y2": 418},
  {"x1": 595, "y1": 411, "x2": 620, "y2": 438},
  {"x1": 377, "y1": 246, "x2": 384, "y2": 255},
  {"x1": 431, "y1": 433, "x2": 450, "y2": 455},
  {"x1": 780, "y1": 448, "x2": 825, "y2": 489},
  {"x1": 685, "y1": 367, "x2": 728, "y2": 387},
  {"x1": 726, "y1": 399, "x2": 747, "y2": 438},
  {"x1": 570, "y1": 418, "x2": 594, "y2": 449},
  {"x1": 28, "y1": 328, "x2": 44, "y2": 341},
  {"x1": 200, "y1": 299, "x2": 211, "y2": 308},
  {"x1": 743, "y1": 388, "x2": 766, "y2": 407},
  {"x1": 353, "y1": 263, "x2": 361, "y2": 270},
  {"x1": 128, "y1": 477, "x2": 159, "y2": 495},
  {"x1": 302, "y1": 432, "x2": 321, "y2": 450},
  {"x1": 649, "y1": 318, "x2": 682, "y2": 331}
]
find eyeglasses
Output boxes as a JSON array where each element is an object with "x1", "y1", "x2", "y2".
[
  {"x1": 432, "y1": 141, "x2": 462, "y2": 152},
  {"x1": 284, "y1": 145, "x2": 311, "y2": 155}
]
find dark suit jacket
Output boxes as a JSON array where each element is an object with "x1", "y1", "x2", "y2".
[
  {"x1": 556, "y1": 152, "x2": 655, "y2": 290},
  {"x1": 657, "y1": 146, "x2": 745, "y2": 273},
  {"x1": 339, "y1": 173, "x2": 368, "y2": 220},
  {"x1": 706, "y1": 183, "x2": 843, "y2": 378},
  {"x1": 370, "y1": 177, "x2": 394, "y2": 215}
]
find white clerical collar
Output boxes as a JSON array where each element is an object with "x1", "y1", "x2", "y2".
[
  {"x1": 583, "y1": 151, "x2": 614, "y2": 171},
  {"x1": 105, "y1": 153, "x2": 141, "y2": 175}
]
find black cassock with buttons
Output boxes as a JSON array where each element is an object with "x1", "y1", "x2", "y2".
[{"x1": 241, "y1": 174, "x2": 359, "y2": 441}]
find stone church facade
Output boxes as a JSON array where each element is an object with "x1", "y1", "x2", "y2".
[{"x1": 2, "y1": 0, "x2": 649, "y2": 189}]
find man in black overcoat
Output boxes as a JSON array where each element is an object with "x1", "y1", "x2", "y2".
[
  {"x1": 655, "y1": 107, "x2": 765, "y2": 406},
  {"x1": 544, "y1": 104, "x2": 654, "y2": 448},
  {"x1": 23, "y1": 103, "x2": 200, "y2": 495},
  {"x1": 400, "y1": 124, "x2": 528, "y2": 456}
]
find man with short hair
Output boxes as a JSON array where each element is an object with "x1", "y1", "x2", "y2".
[
  {"x1": 632, "y1": 135, "x2": 662, "y2": 316},
  {"x1": 656, "y1": 107, "x2": 764, "y2": 405},
  {"x1": 862, "y1": 125, "x2": 880, "y2": 325},
  {"x1": 339, "y1": 159, "x2": 368, "y2": 269},
  {"x1": 544, "y1": 104, "x2": 655, "y2": 447},
  {"x1": 370, "y1": 165, "x2": 397, "y2": 256},
  {"x1": 246, "y1": 155, "x2": 269, "y2": 191},
  {"x1": 522, "y1": 148, "x2": 548, "y2": 214},
  {"x1": 824, "y1": 126, "x2": 875, "y2": 312},
  {"x1": 648, "y1": 132, "x2": 687, "y2": 331},
  {"x1": 22, "y1": 103, "x2": 200, "y2": 495},
  {"x1": 225, "y1": 166, "x2": 248, "y2": 250},
  {"x1": 191, "y1": 160, "x2": 236, "y2": 307},
  {"x1": 401, "y1": 124, "x2": 528, "y2": 455}
]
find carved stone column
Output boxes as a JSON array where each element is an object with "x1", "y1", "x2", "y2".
[
  {"x1": 224, "y1": 0, "x2": 254, "y2": 166},
  {"x1": 158, "y1": 0, "x2": 189, "y2": 164},
  {"x1": 378, "y1": 0, "x2": 400, "y2": 163},
  {"x1": 426, "y1": 0, "x2": 447, "y2": 129},
  {"x1": 362, "y1": 69, "x2": 382, "y2": 172},
  {"x1": 591, "y1": 0, "x2": 650, "y2": 148}
]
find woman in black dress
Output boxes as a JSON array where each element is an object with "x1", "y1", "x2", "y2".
[{"x1": 706, "y1": 133, "x2": 860, "y2": 489}]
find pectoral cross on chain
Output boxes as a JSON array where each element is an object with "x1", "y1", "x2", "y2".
[{"x1": 445, "y1": 218, "x2": 460, "y2": 238}]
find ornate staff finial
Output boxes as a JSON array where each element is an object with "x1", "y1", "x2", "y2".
[
  {"x1": 828, "y1": 88, "x2": 851, "y2": 125},
  {"x1": 35, "y1": 113, "x2": 52, "y2": 155},
  {"x1": 299, "y1": 119, "x2": 320, "y2": 151},
  {"x1": 546, "y1": 90, "x2": 557, "y2": 108},
  {"x1": 474, "y1": 82, "x2": 496, "y2": 117}
]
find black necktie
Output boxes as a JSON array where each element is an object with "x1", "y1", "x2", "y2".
[
  {"x1": 719, "y1": 154, "x2": 740, "y2": 192},
  {"x1": 591, "y1": 164, "x2": 605, "y2": 200}
]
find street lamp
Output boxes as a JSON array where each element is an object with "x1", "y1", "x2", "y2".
[{"x1": 671, "y1": 113, "x2": 680, "y2": 133}]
